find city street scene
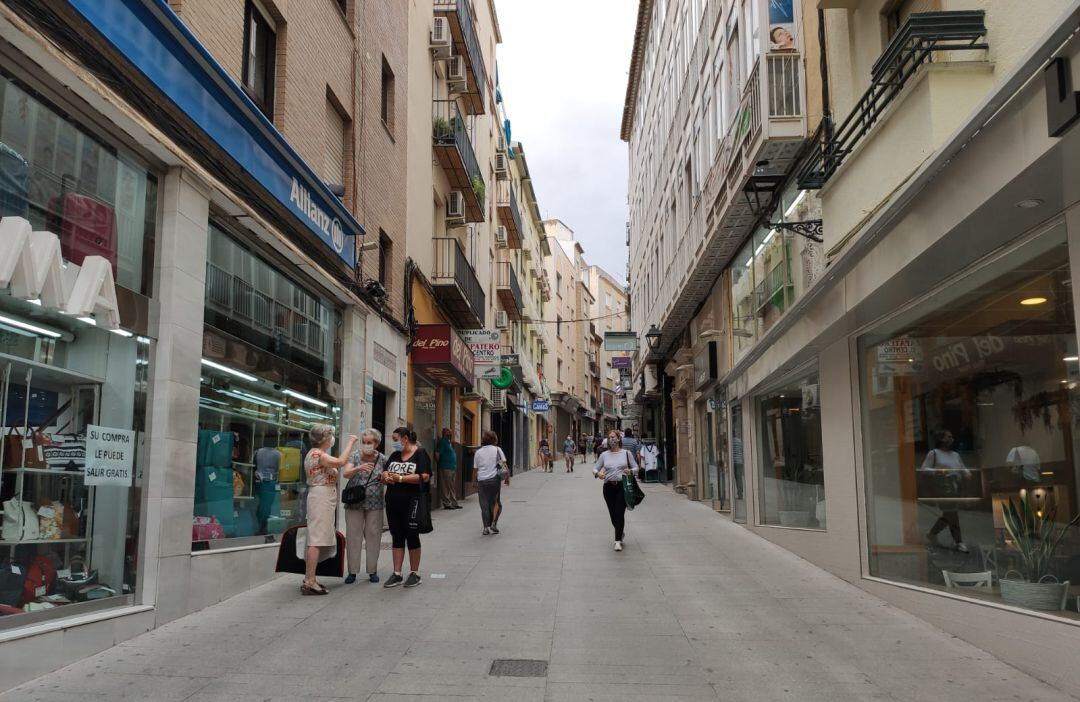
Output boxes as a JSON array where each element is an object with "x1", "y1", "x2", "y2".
[{"x1": 1, "y1": 0, "x2": 1080, "y2": 700}]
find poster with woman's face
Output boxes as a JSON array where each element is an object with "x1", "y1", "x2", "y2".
[{"x1": 769, "y1": 0, "x2": 797, "y2": 51}]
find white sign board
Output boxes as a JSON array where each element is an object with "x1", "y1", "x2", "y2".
[
  {"x1": 460, "y1": 330, "x2": 501, "y2": 365},
  {"x1": 877, "y1": 336, "x2": 924, "y2": 376},
  {"x1": 84, "y1": 424, "x2": 135, "y2": 487}
]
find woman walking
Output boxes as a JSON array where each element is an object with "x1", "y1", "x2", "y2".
[
  {"x1": 380, "y1": 427, "x2": 432, "y2": 588},
  {"x1": 302, "y1": 425, "x2": 357, "y2": 595},
  {"x1": 539, "y1": 437, "x2": 553, "y2": 472},
  {"x1": 473, "y1": 431, "x2": 510, "y2": 535},
  {"x1": 592, "y1": 430, "x2": 639, "y2": 552},
  {"x1": 342, "y1": 429, "x2": 385, "y2": 584},
  {"x1": 921, "y1": 429, "x2": 972, "y2": 553}
]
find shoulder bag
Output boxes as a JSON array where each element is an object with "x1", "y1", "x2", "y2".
[
  {"x1": 496, "y1": 448, "x2": 510, "y2": 481},
  {"x1": 342, "y1": 464, "x2": 381, "y2": 505},
  {"x1": 407, "y1": 479, "x2": 434, "y2": 534}
]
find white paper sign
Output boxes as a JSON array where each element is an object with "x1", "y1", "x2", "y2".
[{"x1": 84, "y1": 424, "x2": 135, "y2": 487}]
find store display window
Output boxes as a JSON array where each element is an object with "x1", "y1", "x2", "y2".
[
  {"x1": 0, "y1": 298, "x2": 147, "y2": 627},
  {"x1": 0, "y1": 72, "x2": 158, "y2": 295},
  {"x1": 757, "y1": 368, "x2": 826, "y2": 529},
  {"x1": 858, "y1": 221, "x2": 1080, "y2": 618}
]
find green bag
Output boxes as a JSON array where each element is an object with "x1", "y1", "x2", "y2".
[{"x1": 622, "y1": 473, "x2": 645, "y2": 510}]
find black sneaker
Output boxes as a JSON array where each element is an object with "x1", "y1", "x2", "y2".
[
  {"x1": 383, "y1": 573, "x2": 404, "y2": 588},
  {"x1": 403, "y1": 572, "x2": 422, "y2": 588}
]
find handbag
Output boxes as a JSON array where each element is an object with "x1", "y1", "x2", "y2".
[
  {"x1": 623, "y1": 470, "x2": 645, "y2": 510},
  {"x1": 192, "y1": 515, "x2": 225, "y2": 541},
  {"x1": 0, "y1": 564, "x2": 27, "y2": 607},
  {"x1": 408, "y1": 484, "x2": 434, "y2": 534},
  {"x1": 342, "y1": 466, "x2": 380, "y2": 506},
  {"x1": 496, "y1": 448, "x2": 510, "y2": 481},
  {"x1": 2, "y1": 499, "x2": 40, "y2": 541},
  {"x1": 43, "y1": 434, "x2": 86, "y2": 472},
  {"x1": 4, "y1": 427, "x2": 47, "y2": 469}
]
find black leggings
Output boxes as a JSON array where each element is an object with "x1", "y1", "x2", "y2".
[
  {"x1": 386, "y1": 492, "x2": 421, "y2": 550},
  {"x1": 930, "y1": 510, "x2": 962, "y2": 543},
  {"x1": 603, "y1": 482, "x2": 625, "y2": 541}
]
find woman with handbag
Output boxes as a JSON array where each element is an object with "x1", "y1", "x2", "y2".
[
  {"x1": 342, "y1": 428, "x2": 386, "y2": 584},
  {"x1": 593, "y1": 430, "x2": 639, "y2": 552},
  {"x1": 301, "y1": 425, "x2": 357, "y2": 595},
  {"x1": 473, "y1": 431, "x2": 511, "y2": 535},
  {"x1": 920, "y1": 429, "x2": 972, "y2": 553},
  {"x1": 380, "y1": 427, "x2": 432, "y2": 588}
]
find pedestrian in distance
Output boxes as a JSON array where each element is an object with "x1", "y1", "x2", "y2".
[
  {"x1": 342, "y1": 428, "x2": 385, "y2": 584},
  {"x1": 579, "y1": 434, "x2": 588, "y2": 461},
  {"x1": 621, "y1": 427, "x2": 641, "y2": 469},
  {"x1": 593, "y1": 429, "x2": 639, "y2": 552},
  {"x1": 380, "y1": 427, "x2": 432, "y2": 588},
  {"x1": 920, "y1": 429, "x2": 972, "y2": 553},
  {"x1": 473, "y1": 430, "x2": 511, "y2": 535},
  {"x1": 563, "y1": 434, "x2": 577, "y2": 472},
  {"x1": 539, "y1": 437, "x2": 552, "y2": 472},
  {"x1": 434, "y1": 427, "x2": 461, "y2": 510},
  {"x1": 301, "y1": 425, "x2": 357, "y2": 595}
]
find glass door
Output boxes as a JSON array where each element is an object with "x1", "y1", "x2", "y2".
[{"x1": 731, "y1": 399, "x2": 747, "y2": 522}]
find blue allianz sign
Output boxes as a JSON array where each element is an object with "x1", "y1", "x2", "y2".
[
  {"x1": 64, "y1": 0, "x2": 360, "y2": 267},
  {"x1": 531, "y1": 400, "x2": 550, "y2": 412}
]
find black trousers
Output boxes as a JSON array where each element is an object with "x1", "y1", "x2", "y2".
[
  {"x1": 385, "y1": 492, "x2": 422, "y2": 550},
  {"x1": 602, "y1": 481, "x2": 625, "y2": 541},
  {"x1": 930, "y1": 509, "x2": 962, "y2": 543}
]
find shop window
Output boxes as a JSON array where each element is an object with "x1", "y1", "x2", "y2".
[
  {"x1": 242, "y1": 0, "x2": 276, "y2": 119},
  {"x1": 0, "y1": 73, "x2": 158, "y2": 295},
  {"x1": 858, "y1": 221, "x2": 1080, "y2": 619},
  {"x1": 757, "y1": 368, "x2": 825, "y2": 528}
]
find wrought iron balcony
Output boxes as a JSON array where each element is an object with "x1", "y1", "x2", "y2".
[
  {"x1": 431, "y1": 237, "x2": 485, "y2": 329},
  {"x1": 495, "y1": 261, "x2": 523, "y2": 320},
  {"x1": 798, "y1": 11, "x2": 988, "y2": 189},
  {"x1": 496, "y1": 180, "x2": 523, "y2": 248},
  {"x1": 433, "y1": 99, "x2": 485, "y2": 222},
  {"x1": 434, "y1": 0, "x2": 487, "y2": 115}
]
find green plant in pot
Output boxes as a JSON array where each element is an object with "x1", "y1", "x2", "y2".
[
  {"x1": 471, "y1": 174, "x2": 485, "y2": 204},
  {"x1": 999, "y1": 492, "x2": 1079, "y2": 611},
  {"x1": 432, "y1": 116, "x2": 453, "y2": 142}
]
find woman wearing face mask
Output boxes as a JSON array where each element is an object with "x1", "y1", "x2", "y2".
[
  {"x1": 920, "y1": 429, "x2": 972, "y2": 553},
  {"x1": 380, "y1": 427, "x2": 432, "y2": 588},
  {"x1": 301, "y1": 424, "x2": 357, "y2": 595},
  {"x1": 593, "y1": 430, "x2": 638, "y2": 552},
  {"x1": 342, "y1": 428, "x2": 386, "y2": 584}
]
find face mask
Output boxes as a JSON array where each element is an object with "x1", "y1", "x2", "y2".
[{"x1": 392, "y1": 440, "x2": 404, "y2": 452}]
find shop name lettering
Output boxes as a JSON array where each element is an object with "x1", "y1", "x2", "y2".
[
  {"x1": 414, "y1": 338, "x2": 450, "y2": 350},
  {"x1": 289, "y1": 179, "x2": 345, "y2": 254},
  {"x1": 932, "y1": 334, "x2": 1005, "y2": 371}
]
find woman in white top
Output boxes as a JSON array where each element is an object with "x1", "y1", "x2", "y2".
[
  {"x1": 920, "y1": 429, "x2": 971, "y2": 553},
  {"x1": 473, "y1": 430, "x2": 510, "y2": 535},
  {"x1": 593, "y1": 430, "x2": 639, "y2": 551}
]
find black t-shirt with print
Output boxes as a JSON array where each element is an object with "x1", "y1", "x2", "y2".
[{"x1": 383, "y1": 447, "x2": 432, "y2": 497}]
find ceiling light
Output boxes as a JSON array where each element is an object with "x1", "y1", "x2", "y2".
[
  {"x1": 77, "y1": 316, "x2": 97, "y2": 326},
  {"x1": 1065, "y1": 356, "x2": 1079, "y2": 362},
  {"x1": 27, "y1": 299, "x2": 41, "y2": 306},
  {"x1": 1020, "y1": 297, "x2": 1047, "y2": 306},
  {"x1": 0, "y1": 314, "x2": 62, "y2": 338},
  {"x1": 136, "y1": 336, "x2": 151, "y2": 345},
  {"x1": 284, "y1": 389, "x2": 329, "y2": 408},
  {"x1": 1016, "y1": 199, "x2": 1044, "y2": 209},
  {"x1": 110, "y1": 328, "x2": 134, "y2": 338},
  {"x1": 201, "y1": 358, "x2": 259, "y2": 382}
]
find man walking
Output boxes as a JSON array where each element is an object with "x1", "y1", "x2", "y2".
[
  {"x1": 621, "y1": 428, "x2": 641, "y2": 468},
  {"x1": 563, "y1": 434, "x2": 577, "y2": 472},
  {"x1": 434, "y1": 428, "x2": 460, "y2": 509}
]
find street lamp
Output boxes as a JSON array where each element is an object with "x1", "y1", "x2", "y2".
[{"x1": 645, "y1": 324, "x2": 661, "y2": 353}]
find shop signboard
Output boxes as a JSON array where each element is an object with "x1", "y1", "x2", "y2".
[
  {"x1": 612, "y1": 356, "x2": 632, "y2": 369},
  {"x1": 694, "y1": 341, "x2": 719, "y2": 391},
  {"x1": 604, "y1": 332, "x2": 639, "y2": 352},
  {"x1": 460, "y1": 330, "x2": 501, "y2": 366},
  {"x1": 364, "y1": 375, "x2": 374, "y2": 404},
  {"x1": 84, "y1": 424, "x2": 135, "y2": 487},
  {"x1": 877, "y1": 335, "x2": 923, "y2": 376},
  {"x1": 532, "y1": 399, "x2": 550, "y2": 412},
  {"x1": 398, "y1": 371, "x2": 408, "y2": 422},
  {"x1": 411, "y1": 324, "x2": 476, "y2": 387},
  {"x1": 500, "y1": 354, "x2": 520, "y2": 368}
]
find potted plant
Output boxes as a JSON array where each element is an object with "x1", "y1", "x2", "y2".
[
  {"x1": 471, "y1": 174, "x2": 485, "y2": 204},
  {"x1": 432, "y1": 116, "x2": 453, "y2": 142},
  {"x1": 999, "y1": 492, "x2": 1079, "y2": 611}
]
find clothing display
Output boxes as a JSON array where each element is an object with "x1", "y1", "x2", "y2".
[
  {"x1": 254, "y1": 446, "x2": 280, "y2": 482},
  {"x1": 640, "y1": 444, "x2": 659, "y2": 471}
]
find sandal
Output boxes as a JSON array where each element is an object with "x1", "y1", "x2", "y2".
[{"x1": 301, "y1": 583, "x2": 328, "y2": 596}]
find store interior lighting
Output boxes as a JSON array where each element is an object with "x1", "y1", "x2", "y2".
[
  {"x1": 201, "y1": 358, "x2": 258, "y2": 382},
  {"x1": 0, "y1": 313, "x2": 63, "y2": 338},
  {"x1": 283, "y1": 389, "x2": 328, "y2": 407}
]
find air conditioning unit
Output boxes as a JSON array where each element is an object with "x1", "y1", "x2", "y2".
[
  {"x1": 495, "y1": 310, "x2": 508, "y2": 329},
  {"x1": 447, "y1": 55, "x2": 467, "y2": 90},
  {"x1": 446, "y1": 191, "x2": 466, "y2": 221},
  {"x1": 497, "y1": 131, "x2": 506, "y2": 152},
  {"x1": 430, "y1": 18, "x2": 451, "y2": 59},
  {"x1": 494, "y1": 226, "x2": 508, "y2": 248},
  {"x1": 490, "y1": 387, "x2": 506, "y2": 411},
  {"x1": 494, "y1": 152, "x2": 509, "y2": 179}
]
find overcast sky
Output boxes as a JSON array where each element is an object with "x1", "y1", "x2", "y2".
[{"x1": 495, "y1": 0, "x2": 637, "y2": 283}]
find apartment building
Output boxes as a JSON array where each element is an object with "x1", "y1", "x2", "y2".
[
  {"x1": 0, "y1": 0, "x2": 406, "y2": 686},
  {"x1": 543, "y1": 219, "x2": 587, "y2": 448},
  {"x1": 624, "y1": 0, "x2": 1080, "y2": 690},
  {"x1": 588, "y1": 265, "x2": 630, "y2": 433}
]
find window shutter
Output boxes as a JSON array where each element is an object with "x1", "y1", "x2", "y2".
[{"x1": 324, "y1": 102, "x2": 346, "y2": 186}]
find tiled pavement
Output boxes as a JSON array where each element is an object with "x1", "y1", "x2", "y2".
[{"x1": 3, "y1": 466, "x2": 1077, "y2": 701}]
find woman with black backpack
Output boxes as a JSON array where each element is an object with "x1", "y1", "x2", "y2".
[
  {"x1": 592, "y1": 430, "x2": 639, "y2": 552},
  {"x1": 380, "y1": 427, "x2": 432, "y2": 588}
]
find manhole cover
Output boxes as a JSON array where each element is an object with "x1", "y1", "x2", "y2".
[{"x1": 489, "y1": 659, "x2": 548, "y2": 678}]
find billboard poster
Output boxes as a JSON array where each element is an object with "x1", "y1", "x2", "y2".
[{"x1": 768, "y1": 0, "x2": 797, "y2": 51}]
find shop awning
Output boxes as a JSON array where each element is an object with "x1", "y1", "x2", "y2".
[{"x1": 412, "y1": 324, "x2": 475, "y2": 388}]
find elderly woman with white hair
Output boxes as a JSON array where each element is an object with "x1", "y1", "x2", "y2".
[
  {"x1": 301, "y1": 424, "x2": 356, "y2": 595},
  {"x1": 342, "y1": 428, "x2": 386, "y2": 584}
]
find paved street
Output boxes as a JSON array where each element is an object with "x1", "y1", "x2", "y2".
[{"x1": 3, "y1": 467, "x2": 1076, "y2": 702}]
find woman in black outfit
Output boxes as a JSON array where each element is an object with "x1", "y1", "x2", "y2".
[{"x1": 380, "y1": 427, "x2": 432, "y2": 588}]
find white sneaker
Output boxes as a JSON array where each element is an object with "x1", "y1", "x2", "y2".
[
  {"x1": 613, "y1": 541, "x2": 623, "y2": 552},
  {"x1": 956, "y1": 541, "x2": 970, "y2": 553}
]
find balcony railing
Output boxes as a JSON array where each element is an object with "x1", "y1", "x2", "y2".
[
  {"x1": 496, "y1": 180, "x2": 523, "y2": 248},
  {"x1": 495, "y1": 261, "x2": 523, "y2": 321},
  {"x1": 431, "y1": 237, "x2": 485, "y2": 329},
  {"x1": 433, "y1": 99, "x2": 485, "y2": 222},
  {"x1": 767, "y1": 53, "x2": 801, "y2": 118},
  {"x1": 798, "y1": 11, "x2": 988, "y2": 189},
  {"x1": 434, "y1": 0, "x2": 487, "y2": 115}
]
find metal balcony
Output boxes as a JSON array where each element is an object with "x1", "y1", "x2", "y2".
[
  {"x1": 431, "y1": 237, "x2": 485, "y2": 329},
  {"x1": 496, "y1": 180, "x2": 523, "y2": 248},
  {"x1": 434, "y1": 0, "x2": 487, "y2": 115},
  {"x1": 495, "y1": 261, "x2": 523, "y2": 321},
  {"x1": 798, "y1": 11, "x2": 988, "y2": 189},
  {"x1": 433, "y1": 100, "x2": 485, "y2": 222}
]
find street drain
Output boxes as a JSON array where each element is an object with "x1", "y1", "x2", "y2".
[
  {"x1": 510, "y1": 500, "x2": 528, "y2": 503},
  {"x1": 489, "y1": 659, "x2": 548, "y2": 678}
]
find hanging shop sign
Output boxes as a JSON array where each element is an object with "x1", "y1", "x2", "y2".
[
  {"x1": 604, "y1": 331, "x2": 639, "y2": 352},
  {"x1": 876, "y1": 335, "x2": 923, "y2": 376},
  {"x1": 0, "y1": 217, "x2": 121, "y2": 329},
  {"x1": 694, "y1": 341, "x2": 719, "y2": 391},
  {"x1": 612, "y1": 356, "x2": 632, "y2": 369},
  {"x1": 84, "y1": 424, "x2": 135, "y2": 487},
  {"x1": 460, "y1": 330, "x2": 501, "y2": 366},
  {"x1": 411, "y1": 324, "x2": 476, "y2": 387},
  {"x1": 398, "y1": 371, "x2": 408, "y2": 422},
  {"x1": 500, "y1": 354, "x2": 520, "y2": 368},
  {"x1": 531, "y1": 399, "x2": 550, "y2": 412}
]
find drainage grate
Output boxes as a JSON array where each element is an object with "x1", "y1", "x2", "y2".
[{"x1": 489, "y1": 659, "x2": 548, "y2": 678}]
